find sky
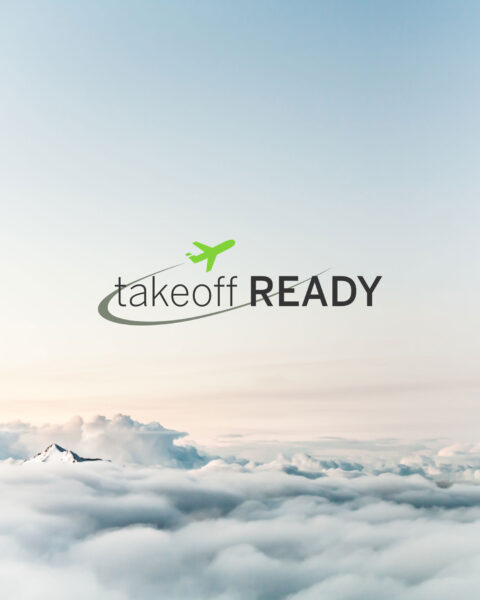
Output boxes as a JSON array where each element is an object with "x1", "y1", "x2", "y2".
[{"x1": 0, "y1": 1, "x2": 479, "y2": 442}]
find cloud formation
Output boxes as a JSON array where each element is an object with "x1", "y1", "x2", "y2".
[
  {"x1": 0, "y1": 415, "x2": 480, "y2": 598},
  {"x1": 0, "y1": 414, "x2": 207, "y2": 468}
]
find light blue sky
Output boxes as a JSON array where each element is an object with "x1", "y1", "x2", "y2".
[{"x1": 1, "y1": 1, "x2": 479, "y2": 441}]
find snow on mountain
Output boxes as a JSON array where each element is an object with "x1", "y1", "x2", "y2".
[{"x1": 26, "y1": 443, "x2": 103, "y2": 464}]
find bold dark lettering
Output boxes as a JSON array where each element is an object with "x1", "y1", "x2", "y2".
[
  {"x1": 250, "y1": 276, "x2": 273, "y2": 306},
  {"x1": 279, "y1": 276, "x2": 299, "y2": 306},
  {"x1": 302, "y1": 276, "x2": 328, "y2": 306},
  {"x1": 357, "y1": 276, "x2": 382, "y2": 306},
  {"x1": 332, "y1": 276, "x2": 356, "y2": 306}
]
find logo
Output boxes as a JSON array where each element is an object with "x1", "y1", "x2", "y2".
[
  {"x1": 185, "y1": 239, "x2": 236, "y2": 272},
  {"x1": 98, "y1": 239, "x2": 382, "y2": 326}
]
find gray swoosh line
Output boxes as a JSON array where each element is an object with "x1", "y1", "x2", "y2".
[{"x1": 98, "y1": 265, "x2": 330, "y2": 326}]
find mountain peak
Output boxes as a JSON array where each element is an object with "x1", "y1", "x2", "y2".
[{"x1": 26, "y1": 443, "x2": 103, "y2": 464}]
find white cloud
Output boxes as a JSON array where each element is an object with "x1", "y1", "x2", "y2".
[
  {"x1": 0, "y1": 414, "x2": 207, "y2": 467},
  {"x1": 0, "y1": 416, "x2": 480, "y2": 598}
]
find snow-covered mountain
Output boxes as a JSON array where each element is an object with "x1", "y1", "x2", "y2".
[{"x1": 26, "y1": 443, "x2": 103, "y2": 464}]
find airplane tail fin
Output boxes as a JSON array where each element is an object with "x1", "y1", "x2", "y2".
[{"x1": 186, "y1": 253, "x2": 205, "y2": 264}]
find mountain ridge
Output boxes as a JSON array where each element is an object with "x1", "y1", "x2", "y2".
[{"x1": 26, "y1": 443, "x2": 104, "y2": 464}]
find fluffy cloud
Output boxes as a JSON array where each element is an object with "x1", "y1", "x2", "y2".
[
  {"x1": 1, "y1": 416, "x2": 480, "y2": 598},
  {"x1": 0, "y1": 414, "x2": 207, "y2": 467}
]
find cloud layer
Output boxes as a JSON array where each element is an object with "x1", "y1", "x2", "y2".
[
  {"x1": 0, "y1": 414, "x2": 207, "y2": 467},
  {"x1": 1, "y1": 415, "x2": 480, "y2": 599}
]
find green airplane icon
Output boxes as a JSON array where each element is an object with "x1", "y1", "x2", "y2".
[{"x1": 186, "y1": 239, "x2": 236, "y2": 272}]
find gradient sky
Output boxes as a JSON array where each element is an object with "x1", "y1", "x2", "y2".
[{"x1": 1, "y1": 1, "x2": 479, "y2": 442}]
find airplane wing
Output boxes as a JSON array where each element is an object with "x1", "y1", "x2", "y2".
[
  {"x1": 206, "y1": 255, "x2": 216, "y2": 272},
  {"x1": 193, "y1": 241, "x2": 211, "y2": 252}
]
